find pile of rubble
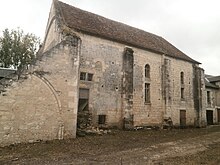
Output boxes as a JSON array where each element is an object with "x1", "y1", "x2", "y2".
[
  {"x1": 77, "y1": 127, "x2": 112, "y2": 137},
  {"x1": 76, "y1": 108, "x2": 113, "y2": 137},
  {"x1": 77, "y1": 110, "x2": 92, "y2": 129},
  {"x1": 0, "y1": 76, "x2": 18, "y2": 96}
]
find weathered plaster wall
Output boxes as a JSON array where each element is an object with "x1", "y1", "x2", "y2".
[
  {"x1": 77, "y1": 33, "x2": 203, "y2": 128},
  {"x1": 79, "y1": 34, "x2": 123, "y2": 128},
  {"x1": 122, "y1": 48, "x2": 134, "y2": 129}
]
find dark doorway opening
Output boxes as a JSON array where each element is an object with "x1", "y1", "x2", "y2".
[
  {"x1": 180, "y1": 110, "x2": 186, "y2": 128},
  {"x1": 77, "y1": 89, "x2": 91, "y2": 130},
  {"x1": 218, "y1": 109, "x2": 220, "y2": 123},
  {"x1": 206, "y1": 110, "x2": 213, "y2": 125},
  {"x1": 78, "y1": 99, "x2": 88, "y2": 111}
]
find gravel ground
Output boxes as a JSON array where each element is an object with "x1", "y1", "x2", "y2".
[{"x1": 0, "y1": 125, "x2": 220, "y2": 165}]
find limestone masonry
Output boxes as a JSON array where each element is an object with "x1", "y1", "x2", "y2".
[{"x1": 1, "y1": 0, "x2": 219, "y2": 146}]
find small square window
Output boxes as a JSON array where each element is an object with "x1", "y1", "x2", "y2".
[
  {"x1": 87, "y1": 73, "x2": 93, "y2": 81},
  {"x1": 80, "y1": 72, "x2": 86, "y2": 80},
  {"x1": 98, "y1": 115, "x2": 106, "y2": 125},
  {"x1": 80, "y1": 72, "x2": 93, "y2": 81}
]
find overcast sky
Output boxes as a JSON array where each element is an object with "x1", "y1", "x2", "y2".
[{"x1": 0, "y1": 0, "x2": 219, "y2": 76}]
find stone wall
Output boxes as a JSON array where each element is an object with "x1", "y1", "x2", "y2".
[
  {"x1": 42, "y1": 1, "x2": 61, "y2": 52},
  {"x1": 78, "y1": 34, "x2": 123, "y2": 128},
  {"x1": 0, "y1": 38, "x2": 81, "y2": 146},
  {"x1": 215, "y1": 82, "x2": 220, "y2": 107},
  {"x1": 77, "y1": 32, "x2": 203, "y2": 128},
  {"x1": 0, "y1": 1, "x2": 207, "y2": 145},
  {"x1": 132, "y1": 48, "x2": 163, "y2": 126},
  {"x1": 0, "y1": 1, "x2": 81, "y2": 145},
  {"x1": 206, "y1": 80, "x2": 220, "y2": 124},
  {"x1": 193, "y1": 66, "x2": 206, "y2": 127},
  {"x1": 34, "y1": 38, "x2": 81, "y2": 138},
  {"x1": 164, "y1": 57, "x2": 196, "y2": 127},
  {"x1": 0, "y1": 74, "x2": 61, "y2": 146},
  {"x1": 206, "y1": 87, "x2": 218, "y2": 124}
]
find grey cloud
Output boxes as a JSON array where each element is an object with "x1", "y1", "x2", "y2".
[
  {"x1": 1, "y1": 0, "x2": 216, "y2": 75},
  {"x1": 61, "y1": 0, "x2": 220, "y2": 75}
]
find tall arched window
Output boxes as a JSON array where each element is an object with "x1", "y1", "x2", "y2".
[
  {"x1": 180, "y1": 72, "x2": 184, "y2": 84},
  {"x1": 145, "y1": 64, "x2": 150, "y2": 78},
  {"x1": 145, "y1": 83, "x2": 150, "y2": 103}
]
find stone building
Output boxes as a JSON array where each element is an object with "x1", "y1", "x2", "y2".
[
  {"x1": 0, "y1": 68, "x2": 16, "y2": 80},
  {"x1": 0, "y1": 0, "x2": 206, "y2": 146},
  {"x1": 205, "y1": 75, "x2": 220, "y2": 125},
  {"x1": 0, "y1": 68, "x2": 17, "y2": 96}
]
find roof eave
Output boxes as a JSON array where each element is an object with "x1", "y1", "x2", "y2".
[{"x1": 72, "y1": 27, "x2": 200, "y2": 64}]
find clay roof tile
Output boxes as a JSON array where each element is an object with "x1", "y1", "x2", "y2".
[{"x1": 55, "y1": 0, "x2": 200, "y2": 64}]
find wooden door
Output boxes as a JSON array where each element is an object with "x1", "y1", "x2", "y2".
[
  {"x1": 206, "y1": 110, "x2": 213, "y2": 125},
  {"x1": 180, "y1": 110, "x2": 186, "y2": 128},
  {"x1": 218, "y1": 109, "x2": 220, "y2": 123}
]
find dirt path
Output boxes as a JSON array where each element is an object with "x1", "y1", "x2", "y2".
[
  {"x1": 0, "y1": 126, "x2": 220, "y2": 164},
  {"x1": 104, "y1": 131, "x2": 220, "y2": 164}
]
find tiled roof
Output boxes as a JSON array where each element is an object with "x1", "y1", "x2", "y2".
[
  {"x1": 55, "y1": 0, "x2": 200, "y2": 64},
  {"x1": 0, "y1": 68, "x2": 16, "y2": 78},
  {"x1": 207, "y1": 76, "x2": 220, "y2": 83},
  {"x1": 205, "y1": 78, "x2": 219, "y2": 89}
]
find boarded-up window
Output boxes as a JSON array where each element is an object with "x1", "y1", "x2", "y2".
[
  {"x1": 95, "y1": 61, "x2": 102, "y2": 71},
  {"x1": 79, "y1": 88, "x2": 89, "y2": 99}
]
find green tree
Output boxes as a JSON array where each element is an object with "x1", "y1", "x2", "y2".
[{"x1": 0, "y1": 28, "x2": 40, "y2": 71}]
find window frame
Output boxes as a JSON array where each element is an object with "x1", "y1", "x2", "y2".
[
  {"x1": 98, "y1": 115, "x2": 106, "y2": 125},
  {"x1": 145, "y1": 64, "x2": 150, "y2": 78},
  {"x1": 181, "y1": 87, "x2": 184, "y2": 99},
  {"x1": 80, "y1": 72, "x2": 93, "y2": 81},
  {"x1": 145, "y1": 83, "x2": 151, "y2": 103}
]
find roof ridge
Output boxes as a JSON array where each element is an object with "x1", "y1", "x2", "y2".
[
  {"x1": 54, "y1": 0, "x2": 161, "y2": 37},
  {"x1": 207, "y1": 75, "x2": 220, "y2": 82},
  {"x1": 57, "y1": 0, "x2": 161, "y2": 38},
  {"x1": 55, "y1": 0, "x2": 200, "y2": 64}
]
